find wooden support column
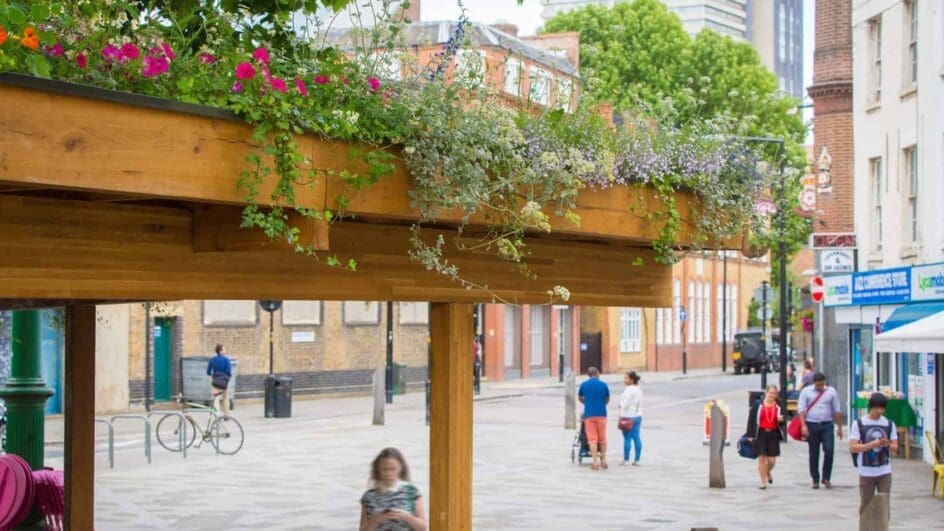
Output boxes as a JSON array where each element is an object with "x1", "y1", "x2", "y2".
[
  {"x1": 65, "y1": 305, "x2": 96, "y2": 530},
  {"x1": 429, "y1": 302, "x2": 473, "y2": 531}
]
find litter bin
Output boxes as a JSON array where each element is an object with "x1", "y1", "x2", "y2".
[
  {"x1": 747, "y1": 390, "x2": 764, "y2": 408},
  {"x1": 392, "y1": 363, "x2": 407, "y2": 396},
  {"x1": 181, "y1": 356, "x2": 238, "y2": 407},
  {"x1": 265, "y1": 375, "x2": 292, "y2": 418}
]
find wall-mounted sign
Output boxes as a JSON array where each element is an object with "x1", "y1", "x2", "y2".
[
  {"x1": 810, "y1": 277, "x2": 825, "y2": 303},
  {"x1": 821, "y1": 249, "x2": 855, "y2": 274},
  {"x1": 811, "y1": 232, "x2": 857, "y2": 249},
  {"x1": 911, "y1": 262, "x2": 944, "y2": 302},
  {"x1": 291, "y1": 330, "x2": 316, "y2": 343},
  {"x1": 852, "y1": 267, "x2": 911, "y2": 305},
  {"x1": 823, "y1": 274, "x2": 852, "y2": 306}
]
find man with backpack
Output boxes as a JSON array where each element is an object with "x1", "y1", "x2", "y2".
[
  {"x1": 850, "y1": 392, "x2": 898, "y2": 516},
  {"x1": 207, "y1": 343, "x2": 232, "y2": 417}
]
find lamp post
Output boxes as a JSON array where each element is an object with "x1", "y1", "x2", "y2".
[{"x1": 744, "y1": 136, "x2": 789, "y2": 412}]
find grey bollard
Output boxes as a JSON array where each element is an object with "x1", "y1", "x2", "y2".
[
  {"x1": 860, "y1": 493, "x2": 889, "y2": 531},
  {"x1": 708, "y1": 402, "x2": 726, "y2": 488},
  {"x1": 372, "y1": 368, "x2": 385, "y2": 426},
  {"x1": 564, "y1": 369, "x2": 576, "y2": 430}
]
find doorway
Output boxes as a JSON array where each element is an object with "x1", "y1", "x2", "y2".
[
  {"x1": 503, "y1": 306, "x2": 522, "y2": 379},
  {"x1": 153, "y1": 318, "x2": 173, "y2": 401},
  {"x1": 580, "y1": 332, "x2": 602, "y2": 375},
  {"x1": 529, "y1": 306, "x2": 551, "y2": 377}
]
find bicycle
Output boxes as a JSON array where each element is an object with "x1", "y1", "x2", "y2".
[{"x1": 155, "y1": 394, "x2": 244, "y2": 455}]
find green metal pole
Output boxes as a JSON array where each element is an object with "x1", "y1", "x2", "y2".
[{"x1": 0, "y1": 310, "x2": 54, "y2": 470}]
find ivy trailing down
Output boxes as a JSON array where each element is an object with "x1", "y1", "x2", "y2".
[{"x1": 0, "y1": 0, "x2": 770, "y2": 301}]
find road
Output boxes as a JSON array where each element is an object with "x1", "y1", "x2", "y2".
[{"x1": 45, "y1": 371, "x2": 943, "y2": 530}]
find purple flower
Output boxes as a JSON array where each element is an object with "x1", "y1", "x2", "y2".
[
  {"x1": 45, "y1": 43, "x2": 64, "y2": 58},
  {"x1": 313, "y1": 75, "x2": 330, "y2": 85},
  {"x1": 235, "y1": 62, "x2": 256, "y2": 80},
  {"x1": 367, "y1": 77, "x2": 381, "y2": 91},
  {"x1": 270, "y1": 77, "x2": 287, "y2": 93},
  {"x1": 120, "y1": 43, "x2": 140, "y2": 62},
  {"x1": 141, "y1": 55, "x2": 169, "y2": 77},
  {"x1": 160, "y1": 42, "x2": 176, "y2": 60},
  {"x1": 75, "y1": 53, "x2": 88, "y2": 69},
  {"x1": 231, "y1": 81, "x2": 243, "y2": 93},
  {"x1": 295, "y1": 78, "x2": 309, "y2": 96},
  {"x1": 199, "y1": 53, "x2": 215, "y2": 65},
  {"x1": 252, "y1": 47, "x2": 270, "y2": 64},
  {"x1": 101, "y1": 44, "x2": 122, "y2": 62}
]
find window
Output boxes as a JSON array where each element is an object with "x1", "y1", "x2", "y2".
[
  {"x1": 343, "y1": 301, "x2": 380, "y2": 325},
  {"x1": 870, "y1": 157, "x2": 883, "y2": 249},
  {"x1": 281, "y1": 301, "x2": 322, "y2": 326},
  {"x1": 398, "y1": 302, "x2": 429, "y2": 325},
  {"x1": 529, "y1": 67, "x2": 550, "y2": 106},
  {"x1": 904, "y1": 146, "x2": 919, "y2": 242},
  {"x1": 699, "y1": 282, "x2": 711, "y2": 343},
  {"x1": 868, "y1": 17, "x2": 882, "y2": 102},
  {"x1": 556, "y1": 78, "x2": 573, "y2": 111},
  {"x1": 687, "y1": 281, "x2": 696, "y2": 343},
  {"x1": 203, "y1": 300, "x2": 256, "y2": 326},
  {"x1": 905, "y1": 1, "x2": 918, "y2": 85},
  {"x1": 673, "y1": 279, "x2": 681, "y2": 343},
  {"x1": 503, "y1": 58, "x2": 521, "y2": 96},
  {"x1": 716, "y1": 284, "x2": 737, "y2": 343},
  {"x1": 619, "y1": 308, "x2": 641, "y2": 352},
  {"x1": 456, "y1": 50, "x2": 485, "y2": 86}
]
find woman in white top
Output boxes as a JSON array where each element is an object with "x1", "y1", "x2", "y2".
[{"x1": 618, "y1": 370, "x2": 643, "y2": 466}]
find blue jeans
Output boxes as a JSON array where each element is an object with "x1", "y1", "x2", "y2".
[
  {"x1": 806, "y1": 421, "x2": 835, "y2": 483},
  {"x1": 622, "y1": 416, "x2": 642, "y2": 462}
]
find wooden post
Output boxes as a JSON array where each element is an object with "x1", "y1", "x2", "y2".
[
  {"x1": 429, "y1": 302, "x2": 473, "y2": 531},
  {"x1": 65, "y1": 305, "x2": 96, "y2": 531}
]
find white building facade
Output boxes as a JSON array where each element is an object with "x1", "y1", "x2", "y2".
[{"x1": 848, "y1": 0, "x2": 944, "y2": 462}]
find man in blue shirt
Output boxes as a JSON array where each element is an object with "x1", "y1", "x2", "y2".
[
  {"x1": 578, "y1": 366, "x2": 610, "y2": 470},
  {"x1": 207, "y1": 344, "x2": 232, "y2": 417}
]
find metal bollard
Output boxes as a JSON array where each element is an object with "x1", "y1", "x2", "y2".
[
  {"x1": 372, "y1": 368, "x2": 385, "y2": 426},
  {"x1": 110, "y1": 415, "x2": 152, "y2": 464},
  {"x1": 708, "y1": 402, "x2": 726, "y2": 488},
  {"x1": 95, "y1": 418, "x2": 114, "y2": 469},
  {"x1": 564, "y1": 370, "x2": 576, "y2": 430}
]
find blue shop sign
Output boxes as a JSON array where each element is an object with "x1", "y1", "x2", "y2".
[{"x1": 851, "y1": 267, "x2": 911, "y2": 305}]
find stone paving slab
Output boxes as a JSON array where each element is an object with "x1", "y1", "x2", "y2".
[{"x1": 41, "y1": 375, "x2": 944, "y2": 530}]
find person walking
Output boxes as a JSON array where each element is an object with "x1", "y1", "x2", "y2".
[
  {"x1": 797, "y1": 372, "x2": 844, "y2": 489},
  {"x1": 206, "y1": 343, "x2": 232, "y2": 417},
  {"x1": 359, "y1": 448, "x2": 427, "y2": 531},
  {"x1": 746, "y1": 385, "x2": 784, "y2": 489},
  {"x1": 618, "y1": 370, "x2": 643, "y2": 466},
  {"x1": 850, "y1": 393, "x2": 898, "y2": 518},
  {"x1": 578, "y1": 366, "x2": 610, "y2": 471}
]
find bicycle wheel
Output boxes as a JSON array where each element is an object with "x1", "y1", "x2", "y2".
[
  {"x1": 156, "y1": 414, "x2": 197, "y2": 452},
  {"x1": 209, "y1": 416, "x2": 244, "y2": 455}
]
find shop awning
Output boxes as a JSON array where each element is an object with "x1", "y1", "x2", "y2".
[
  {"x1": 875, "y1": 306, "x2": 944, "y2": 353},
  {"x1": 882, "y1": 301, "x2": 944, "y2": 332}
]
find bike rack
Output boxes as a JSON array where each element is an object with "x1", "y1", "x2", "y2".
[
  {"x1": 147, "y1": 410, "x2": 188, "y2": 459},
  {"x1": 109, "y1": 415, "x2": 152, "y2": 464},
  {"x1": 94, "y1": 418, "x2": 114, "y2": 469},
  {"x1": 183, "y1": 407, "x2": 220, "y2": 455}
]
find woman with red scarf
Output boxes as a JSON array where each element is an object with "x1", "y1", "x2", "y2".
[{"x1": 746, "y1": 385, "x2": 785, "y2": 489}]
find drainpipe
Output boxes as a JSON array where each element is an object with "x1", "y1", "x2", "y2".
[{"x1": 0, "y1": 310, "x2": 54, "y2": 470}]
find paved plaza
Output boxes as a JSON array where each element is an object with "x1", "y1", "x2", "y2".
[{"x1": 44, "y1": 371, "x2": 944, "y2": 530}]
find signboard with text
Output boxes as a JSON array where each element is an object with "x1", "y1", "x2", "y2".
[
  {"x1": 851, "y1": 267, "x2": 911, "y2": 305},
  {"x1": 823, "y1": 275, "x2": 853, "y2": 306},
  {"x1": 911, "y1": 262, "x2": 944, "y2": 301},
  {"x1": 811, "y1": 232, "x2": 857, "y2": 249},
  {"x1": 821, "y1": 249, "x2": 855, "y2": 274}
]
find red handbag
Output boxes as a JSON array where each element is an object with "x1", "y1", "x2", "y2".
[
  {"x1": 618, "y1": 417, "x2": 635, "y2": 431},
  {"x1": 788, "y1": 389, "x2": 825, "y2": 441}
]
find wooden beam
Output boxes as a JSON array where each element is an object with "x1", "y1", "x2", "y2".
[
  {"x1": 0, "y1": 195, "x2": 673, "y2": 305},
  {"x1": 192, "y1": 205, "x2": 329, "y2": 252},
  {"x1": 64, "y1": 305, "x2": 96, "y2": 531},
  {"x1": 428, "y1": 302, "x2": 473, "y2": 530}
]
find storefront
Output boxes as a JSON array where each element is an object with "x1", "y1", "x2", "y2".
[{"x1": 825, "y1": 263, "x2": 944, "y2": 463}]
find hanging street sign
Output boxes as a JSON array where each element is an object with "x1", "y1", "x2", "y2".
[
  {"x1": 754, "y1": 199, "x2": 777, "y2": 216},
  {"x1": 756, "y1": 306, "x2": 772, "y2": 321},
  {"x1": 753, "y1": 285, "x2": 774, "y2": 304},
  {"x1": 811, "y1": 232, "x2": 857, "y2": 249},
  {"x1": 821, "y1": 248, "x2": 855, "y2": 274}
]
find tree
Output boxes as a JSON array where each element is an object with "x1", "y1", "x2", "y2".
[{"x1": 543, "y1": 0, "x2": 810, "y2": 283}]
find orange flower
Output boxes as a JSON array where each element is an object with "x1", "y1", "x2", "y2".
[
  {"x1": 0, "y1": 26, "x2": 8, "y2": 46},
  {"x1": 20, "y1": 27, "x2": 39, "y2": 50}
]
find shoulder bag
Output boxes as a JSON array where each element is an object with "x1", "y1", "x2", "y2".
[
  {"x1": 618, "y1": 417, "x2": 635, "y2": 431},
  {"x1": 788, "y1": 389, "x2": 825, "y2": 441}
]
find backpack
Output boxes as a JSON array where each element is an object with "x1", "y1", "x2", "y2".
[{"x1": 852, "y1": 417, "x2": 893, "y2": 468}]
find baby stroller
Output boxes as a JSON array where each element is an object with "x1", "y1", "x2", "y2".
[{"x1": 570, "y1": 417, "x2": 592, "y2": 465}]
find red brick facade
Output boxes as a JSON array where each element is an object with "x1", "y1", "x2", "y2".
[{"x1": 808, "y1": 0, "x2": 853, "y2": 232}]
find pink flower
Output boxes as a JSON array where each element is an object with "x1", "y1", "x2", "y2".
[
  {"x1": 295, "y1": 78, "x2": 309, "y2": 96},
  {"x1": 367, "y1": 77, "x2": 381, "y2": 92},
  {"x1": 141, "y1": 55, "x2": 169, "y2": 77},
  {"x1": 45, "y1": 43, "x2": 64, "y2": 58},
  {"x1": 199, "y1": 53, "x2": 215, "y2": 65},
  {"x1": 235, "y1": 62, "x2": 256, "y2": 79},
  {"x1": 75, "y1": 53, "x2": 87, "y2": 69},
  {"x1": 231, "y1": 82, "x2": 243, "y2": 93},
  {"x1": 120, "y1": 43, "x2": 140, "y2": 61},
  {"x1": 252, "y1": 47, "x2": 270, "y2": 64},
  {"x1": 270, "y1": 77, "x2": 287, "y2": 93},
  {"x1": 313, "y1": 75, "x2": 330, "y2": 85},
  {"x1": 101, "y1": 44, "x2": 122, "y2": 62},
  {"x1": 160, "y1": 42, "x2": 175, "y2": 60}
]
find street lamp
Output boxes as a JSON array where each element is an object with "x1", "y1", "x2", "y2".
[{"x1": 743, "y1": 136, "x2": 790, "y2": 412}]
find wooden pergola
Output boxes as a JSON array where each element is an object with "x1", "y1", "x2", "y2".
[{"x1": 0, "y1": 74, "x2": 736, "y2": 529}]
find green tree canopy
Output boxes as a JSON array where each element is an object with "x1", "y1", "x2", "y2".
[{"x1": 544, "y1": 0, "x2": 810, "y2": 282}]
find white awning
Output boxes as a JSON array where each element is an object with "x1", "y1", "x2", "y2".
[{"x1": 874, "y1": 310, "x2": 944, "y2": 353}]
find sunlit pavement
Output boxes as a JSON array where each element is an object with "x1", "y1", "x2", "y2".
[{"x1": 44, "y1": 371, "x2": 944, "y2": 530}]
